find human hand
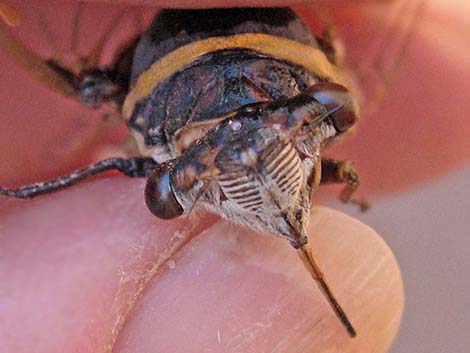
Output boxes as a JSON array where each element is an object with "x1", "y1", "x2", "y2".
[
  {"x1": 1, "y1": 179, "x2": 402, "y2": 352},
  {"x1": 2, "y1": 0, "x2": 467, "y2": 352}
]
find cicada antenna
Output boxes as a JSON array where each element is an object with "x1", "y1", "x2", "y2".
[
  {"x1": 298, "y1": 242, "x2": 356, "y2": 337},
  {"x1": 298, "y1": 102, "x2": 344, "y2": 137},
  {"x1": 186, "y1": 181, "x2": 211, "y2": 218}
]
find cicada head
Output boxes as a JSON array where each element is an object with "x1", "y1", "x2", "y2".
[
  {"x1": 212, "y1": 127, "x2": 314, "y2": 247},
  {"x1": 149, "y1": 83, "x2": 359, "y2": 247}
]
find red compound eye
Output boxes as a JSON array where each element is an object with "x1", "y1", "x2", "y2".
[{"x1": 145, "y1": 160, "x2": 184, "y2": 220}]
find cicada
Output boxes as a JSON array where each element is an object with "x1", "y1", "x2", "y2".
[{"x1": 0, "y1": 5, "x2": 382, "y2": 336}]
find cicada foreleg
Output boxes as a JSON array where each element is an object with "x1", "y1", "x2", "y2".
[
  {"x1": 0, "y1": 157, "x2": 157, "y2": 199},
  {"x1": 320, "y1": 158, "x2": 369, "y2": 212}
]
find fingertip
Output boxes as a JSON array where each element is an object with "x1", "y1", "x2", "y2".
[
  {"x1": 114, "y1": 207, "x2": 403, "y2": 353},
  {"x1": 306, "y1": 207, "x2": 404, "y2": 351},
  {"x1": 1, "y1": 179, "x2": 402, "y2": 352},
  {"x1": 0, "y1": 178, "x2": 216, "y2": 353}
]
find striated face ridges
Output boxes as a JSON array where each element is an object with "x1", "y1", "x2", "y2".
[
  {"x1": 261, "y1": 141, "x2": 303, "y2": 201},
  {"x1": 218, "y1": 140, "x2": 303, "y2": 215}
]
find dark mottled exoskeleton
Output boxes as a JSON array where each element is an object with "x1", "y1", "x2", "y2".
[{"x1": 0, "y1": 8, "x2": 369, "y2": 337}]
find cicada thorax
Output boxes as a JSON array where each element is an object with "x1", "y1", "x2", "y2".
[
  {"x1": 128, "y1": 49, "x2": 321, "y2": 163},
  {"x1": 124, "y1": 8, "x2": 331, "y2": 163}
]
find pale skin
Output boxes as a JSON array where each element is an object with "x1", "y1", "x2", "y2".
[{"x1": 1, "y1": 0, "x2": 469, "y2": 352}]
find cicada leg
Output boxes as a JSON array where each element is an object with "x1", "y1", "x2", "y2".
[
  {"x1": 0, "y1": 18, "x2": 77, "y2": 97},
  {"x1": 0, "y1": 157, "x2": 157, "y2": 199},
  {"x1": 1, "y1": 3, "x2": 145, "y2": 165},
  {"x1": 320, "y1": 158, "x2": 369, "y2": 212},
  {"x1": 1, "y1": 2, "x2": 138, "y2": 106}
]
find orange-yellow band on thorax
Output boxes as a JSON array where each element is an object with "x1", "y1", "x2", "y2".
[{"x1": 123, "y1": 33, "x2": 349, "y2": 119}]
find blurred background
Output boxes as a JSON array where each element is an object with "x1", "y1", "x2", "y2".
[
  {"x1": 332, "y1": 167, "x2": 470, "y2": 353},
  {"x1": 0, "y1": 1, "x2": 469, "y2": 352}
]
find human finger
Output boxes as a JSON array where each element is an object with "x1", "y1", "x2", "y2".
[{"x1": 0, "y1": 178, "x2": 403, "y2": 353}]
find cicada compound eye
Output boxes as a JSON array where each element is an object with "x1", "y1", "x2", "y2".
[
  {"x1": 145, "y1": 160, "x2": 184, "y2": 220},
  {"x1": 308, "y1": 82, "x2": 358, "y2": 133}
]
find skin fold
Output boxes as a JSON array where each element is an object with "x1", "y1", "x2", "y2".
[{"x1": 0, "y1": 0, "x2": 468, "y2": 352}]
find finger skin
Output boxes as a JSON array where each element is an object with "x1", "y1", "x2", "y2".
[
  {"x1": 0, "y1": 178, "x2": 216, "y2": 352},
  {"x1": 321, "y1": 0, "x2": 470, "y2": 194},
  {"x1": 0, "y1": 178, "x2": 403, "y2": 353},
  {"x1": 91, "y1": 0, "x2": 313, "y2": 7},
  {"x1": 88, "y1": 0, "x2": 378, "y2": 8},
  {"x1": 114, "y1": 199, "x2": 403, "y2": 353}
]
